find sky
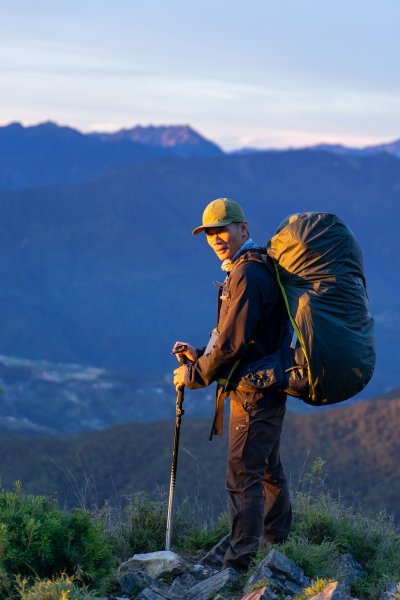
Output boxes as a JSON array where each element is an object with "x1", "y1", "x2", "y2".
[{"x1": 1, "y1": 0, "x2": 400, "y2": 150}]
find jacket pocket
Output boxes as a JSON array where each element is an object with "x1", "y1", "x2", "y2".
[{"x1": 235, "y1": 347, "x2": 285, "y2": 393}]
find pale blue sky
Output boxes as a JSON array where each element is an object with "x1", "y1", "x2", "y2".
[{"x1": 1, "y1": 0, "x2": 399, "y2": 149}]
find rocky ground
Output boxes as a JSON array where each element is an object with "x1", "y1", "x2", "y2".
[{"x1": 95, "y1": 536, "x2": 400, "y2": 600}]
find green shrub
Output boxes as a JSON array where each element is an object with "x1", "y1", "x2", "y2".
[
  {"x1": 0, "y1": 484, "x2": 115, "y2": 597},
  {"x1": 16, "y1": 574, "x2": 93, "y2": 600},
  {"x1": 281, "y1": 490, "x2": 400, "y2": 600}
]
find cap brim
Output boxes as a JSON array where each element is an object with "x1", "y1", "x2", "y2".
[
  {"x1": 192, "y1": 225, "x2": 206, "y2": 235},
  {"x1": 192, "y1": 219, "x2": 233, "y2": 236}
]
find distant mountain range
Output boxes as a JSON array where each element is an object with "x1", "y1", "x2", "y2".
[
  {"x1": 309, "y1": 139, "x2": 400, "y2": 158},
  {"x1": 1, "y1": 121, "x2": 399, "y2": 189},
  {"x1": 233, "y1": 139, "x2": 400, "y2": 157},
  {"x1": 0, "y1": 391, "x2": 399, "y2": 522},
  {"x1": 0, "y1": 122, "x2": 222, "y2": 189},
  {"x1": 91, "y1": 124, "x2": 223, "y2": 156},
  {"x1": 0, "y1": 121, "x2": 398, "y2": 401}
]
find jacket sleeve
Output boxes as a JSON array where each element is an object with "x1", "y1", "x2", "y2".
[{"x1": 186, "y1": 263, "x2": 275, "y2": 388}]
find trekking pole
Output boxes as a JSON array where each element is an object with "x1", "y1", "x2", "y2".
[{"x1": 166, "y1": 344, "x2": 187, "y2": 551}]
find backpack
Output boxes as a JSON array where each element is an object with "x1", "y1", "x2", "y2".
[{"x1": 269, "y1": 212, "x2": 375, "y2": 405}]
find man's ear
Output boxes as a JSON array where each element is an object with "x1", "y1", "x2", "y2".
[{"x1": 241, "y1": 221, "x2": 249, "y2": 238}]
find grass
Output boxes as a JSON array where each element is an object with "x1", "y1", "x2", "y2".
[
  {"x1": 96, "y1": 491, "x2": 230, "y2": 560},
  {"x1": 282, "y1": 491, "x2": 400, "y2": 599},
  {"x1": 1, "y1": 462, "x2": 400, "y2": 599}
]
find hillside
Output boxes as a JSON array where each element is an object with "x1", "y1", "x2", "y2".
[
  {"x1": 0, "y1": 354, "x2": 216, "y2": 435},
  {"x1": 0, "y1": 354, "x2": 319, "y2": 436},
  {"x1": 0, "y1": 149, "x2": 398, "y2": 399},
  {"x1": 0, "y1": 393, "x2": 399, "y2": 521}
]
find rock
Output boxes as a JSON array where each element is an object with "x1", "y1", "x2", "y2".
[
  {"x1": 265, "y1": 549, "x2": 310, "y2": 587},
  {"x1": 273, "y1": 577, "x2": 305, "y2": 596},
  {"x1": 148, "y1": 584, "x2": 177, "y2": 600},
  {"x1": 117, "y1": 570, "x2": 157, "y2": 595},
  {"x1": 119, "y1": 550, "x2": 188, "y2": 580},
  {"x1": 168, "y1": 573, "x2": 196, "y2": 597},
  {"x1": 241, "y1": 584, "x2": 279, "y2": 599},
  {"x1": 244, "y1": 548, "x2": 310, "y2": 595},
  {"x1": 136, "y1": 589, "x2": 168, "y2": 600},
  {"x1": 183, "y1": 567, "x2": 240, "y2": 600},
  {"x1": 189, "y1": 563, "x2": 207, "y2": 579},
  {"x1": 380, "y1": 581, "x2": 400, "y2": 599},
  {"x1": 244, "y1": 567, "x2": 273, "y2": 593},
  {"x1": 334, "y1": 554, "x2": 364, "y2": 593},
  {"x1": 200, "y1": 533, "x2": 230, "y2": 568},
  {"x1": 308, "y1": 581, "x2": 348, "y2": 600}
]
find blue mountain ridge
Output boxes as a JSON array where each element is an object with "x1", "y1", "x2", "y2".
[
  {"x1": 0, "y1": 122, "x2": 398, "y2": 414},
  {"x1": 0, "y1": 122, "x2": 222, "y2": 189}
]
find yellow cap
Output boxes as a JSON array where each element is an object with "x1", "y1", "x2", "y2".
[{"x1": 192, "y1": 198, "x2": 245, "y2": 235}]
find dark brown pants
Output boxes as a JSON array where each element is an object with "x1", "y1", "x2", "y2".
[{"x1": 223, "y1": 398, "x2": 292, "y2": 572}]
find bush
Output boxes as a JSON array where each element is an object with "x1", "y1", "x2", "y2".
[
  {"x1": 281, "y1": 490, "x2": 400, "y2": 600},
  {"x1": 0, "y1": 484, "x2": 115, "y2": 597},
  {"x1": 16, "y1": 574, "x2": 93, "y2": 600}
]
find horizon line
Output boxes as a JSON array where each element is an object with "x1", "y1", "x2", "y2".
[{"x1": 1, "y1": 118, "x2": 399, "y2": 154}]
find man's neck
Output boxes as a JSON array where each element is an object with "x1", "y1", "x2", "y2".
[{"x1": 221, "y1": 237, "x2": 259, "y2": 272}]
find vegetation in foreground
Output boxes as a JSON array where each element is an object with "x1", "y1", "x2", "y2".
[{"x1": 1, "y1": 465, "x2": 400, "y2": 599}]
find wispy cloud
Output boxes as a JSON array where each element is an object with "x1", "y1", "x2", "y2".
[{"x1": 0, "y1": 40, "x2": 145, "y2": 78}]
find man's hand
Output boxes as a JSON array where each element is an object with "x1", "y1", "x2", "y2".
[
  {"x1": 172, "y1": 341, "x2": 197, "y2": 363},
  {"x1": 173, "y1": 365, "x2": 188, "y2": 391}
]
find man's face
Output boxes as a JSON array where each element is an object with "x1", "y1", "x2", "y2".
[{"x1": 205, "y1": 221, "x2": 249, "y2": 261}]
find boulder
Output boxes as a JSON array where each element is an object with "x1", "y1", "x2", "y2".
[
  {"x1": 119, "y1": 550, "x2": 188, "y2": 580},
  {"x1": 244, "y1": 548, "x2": 310, "y2": 596},
  {"x1": 183, "y1": 567, "x2": 240, "y2": 600},
  {"x1": 244, "y1": 565, "x2": 273, "y2": 593},
  {"x1": 117, "y1": 569, "x2": 157, "y2": 595},
  {"x1": 334, "y1": 554, "x2": 363, "y2": 593},
  {"x1": 168, "y1": 573, "x2": 196, "y2": 596},
  {"x1": 265, "y1": 548, "x2": 310, "y2": 586}
]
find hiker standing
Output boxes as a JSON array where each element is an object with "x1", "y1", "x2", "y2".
[{"x1": 173, "y1": 198, "x2": 292, "y2": 573}]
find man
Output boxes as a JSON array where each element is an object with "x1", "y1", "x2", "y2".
[{"x1": 173, "y1": 198, "x2": 292, "y2": 573}]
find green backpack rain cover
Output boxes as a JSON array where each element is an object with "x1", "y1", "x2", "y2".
[{"x1": 267, "y1": 212, "x2": 375, "y2": 405}]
